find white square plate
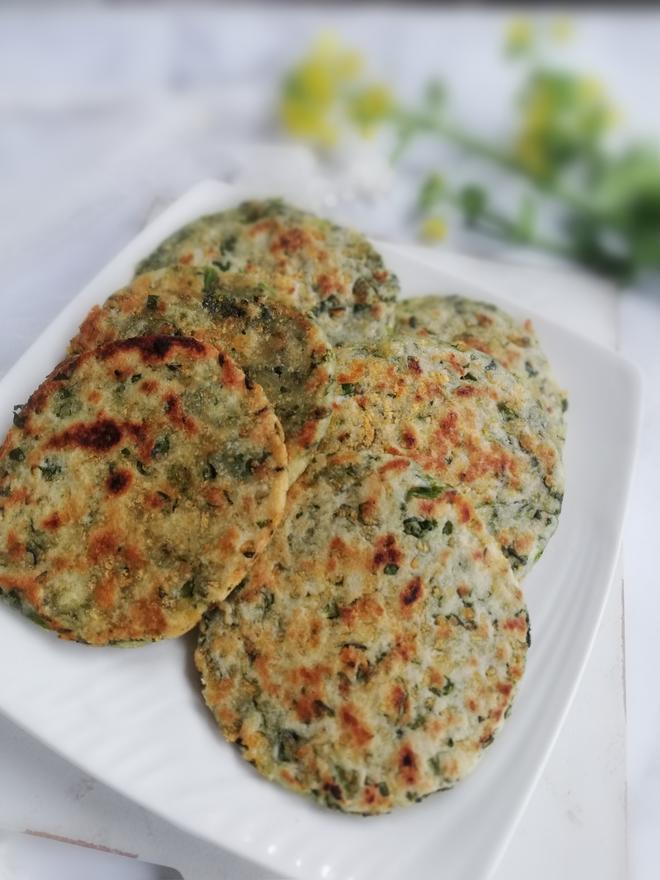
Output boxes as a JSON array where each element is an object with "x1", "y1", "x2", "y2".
[{"x1": 0, "y1": 181, "x2": 641, "y2": 880}]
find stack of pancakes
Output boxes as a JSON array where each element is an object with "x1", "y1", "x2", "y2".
[{"x1": 0, "y1": 199, "x2": 565, "y2": 814}]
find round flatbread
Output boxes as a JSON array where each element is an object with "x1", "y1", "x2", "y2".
[
  {"x1": 70, "y1": 267, "x2": 334, "y2": 483},
  {"x1": 0, "y1": 336, "x2": 288, "y2": 645},
  {"x1": 196, "y1": 451, "x2": 529, "y2": 814},
  {"x1": 396, "y1": 295, "x2": 566, "y2": 443},
  {"x1": 322, "y1": 336, "x2": 564, "y2": 576},
  {"x1": 135, "y1": 199, "x2": 398, "y2": 345}
]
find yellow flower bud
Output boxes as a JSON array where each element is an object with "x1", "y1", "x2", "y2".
[
  {"x1": 550, "y1": 18, "x2": 574, "y2": 43},
  {"x1": 505, "y1": 18, "x2": 533, "y2": 55},
  {"x1": 420, "y1": 216, "x2": 448, "y2": 243},
  {"x1": 579, "y1": 76, "x2": 604, "y2": 101}
]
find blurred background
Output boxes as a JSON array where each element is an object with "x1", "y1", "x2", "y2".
[{"x1": 2, "y1": 3, "x2": 659, "y2": 879}]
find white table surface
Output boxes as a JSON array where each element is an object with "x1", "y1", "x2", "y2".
[{"x1": 1, "y1": 6, "x2": 658, "y2": 878}]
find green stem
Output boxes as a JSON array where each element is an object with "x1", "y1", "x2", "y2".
[
  {"x1": 476, "y1": 213, "x2": 575, "y2": 258},
  {"x1": 443, "y1": 190, "x2": 574, "y2": 259},
  {"x1": 392, "y1": 107, "x2": 590, "y2": 213}
]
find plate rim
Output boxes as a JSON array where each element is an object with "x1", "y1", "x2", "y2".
[{"x1": 0, "y1": 179, "x2": 642, "y2": 880}]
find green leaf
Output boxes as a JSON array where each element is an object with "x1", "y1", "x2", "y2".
[
  {"x1": 324, "y1": 600, "x2": 340, "y2": 619},
  {"x1": 277, "y1": 729, "x2": 303, "y2": 762},
  {"x1": 202, "y1": 266, "x2": 219, "y2": 294},
  {"x1": 515, "y1": 194, "x2": 536, "y2": 241},
  {"x1": 151, "y1": 436, "x2": 170, "y2": 458},
  {"x1": 424, "y1": 79, "x2": 446, "y2": 111},
  {"x1": 313, "y1": 699, "x2": 335, "y2": 718},
  {"x1": 405, "y1": 482, "x2": 444, "y2": 501},
  {"x1": 430, "y1": 677, "x2": 454, "y2": 697},
  {"x1": 497, "y1": 401, "x2": 518, "y2": 421},
  {"x1": 53, "y1": 387, "x2": 81, "y2": 419},
  {"x1": 503, "y1": 545, "x2": 529, "y2": 569},
  {"x1": 458, "y1": 185, "x2": 488, "y2": 223},
  {"x1": 418, "y1": 172, "x2": 446, "y2": 214},
  {"x1": 38, "y1": 459, "x2": 62, "y2": 481},
  {"x1": 179, "y1": 579, "x2": 195, "y2": 599},
  {"x1": 402, "y1": 517, "x2": 437, "y2": 538}
]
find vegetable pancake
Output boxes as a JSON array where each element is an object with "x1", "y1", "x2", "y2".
[
  {"x1": 0, "y1": 336, "x2": 288, "y2": 645},
  {"x1": 322, "y1": 336, "x2": 564, "y2": 576},
  {"x1": 196, "y1": 451, "x2": 529, "y2": 814},
  {"x1": 70, "y1": 267, "x2": 334, "y2": 483},
  {"x1": 135, "y1": 199, "x2": 398, "y2": 345},
  {"x1": 396, "y1": 295, "x2": 566, "y2": 443}
]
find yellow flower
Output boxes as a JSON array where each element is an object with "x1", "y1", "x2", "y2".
[
  {"x1": 505, "y1": 18, "x2": 534, "y2": 55},
  {"x1": 524, "y1": 91, "x2": 553, "y2": 131},
  {"x1": 311, "y1": 32, "x2": 364, "y2": 80},
  {"x1": 579, "y1": 76, "x2": 604, "y2": 101},
  {"x1": 279, "y1": 97, "x2": 338, "y2": 147},
  {"x1": 280, "y1": 33, "x2": 392, "y2": 147},
  {"x1": 348, "y1": 85, "x2": 395, "y2": 135},
  {"x1": 290, "y1": 61, "x2": 335, "y2": 106},
  {"x1": 420, "y1": 216, "x2": 448, "y2": 243},
  {"x1": 280, "y1": 35, "x2": 357, "y2": 146},
  {"x1": 550, "y1": 18, "x2": 574, "y2": 43},
  {"x1": 312, "y1": 31, "x2": 342, "y2": 58},
  {"x1": 514, "y1": 133, "x2": 548, "y2": 178}
]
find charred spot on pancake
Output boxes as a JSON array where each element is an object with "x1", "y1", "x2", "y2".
[
  {"x1": 48, "y1": 419, "x2": 122, "y2": 452},
  {"x1": 339, "y1": 704, "x2": 373, "y2": 746},
  {"x1": 401, "y1": 577, "x2": 423, "y2": 608},
  {"x1": 372, "y1": 533, "x2": 402, "y2": 573},
  {"x1": 139, "y1": 379, "x2": 159, "y2": 395},
  {"x1": 88, "y1": 528, "x2": 120, "y2": 563},
  {"x1": 391, "y1": 684, "x2": 408, "y2": 718},
  {"x1": 106, "y1": 469, "x2": 132, "y2": 495},
  {"x1": 272, "y1": 227, "x2": 308, "y2": 254},
  {"x1": 163, "y1": 393, "x2": 196, "y2": 433},
  {"x1": 50, "y1": 357, "x2": 79, "y2": 383},
  {"x1": 323, "y1": 781, "x2": 343, "y2": 801},
  {"x1": 43, "y1": 512, "x2": 61, "y2": 530},
  {"x1": 401, "y1": 429, "x2": 417, "y2": 449},
  {"x1": 99, "y1": 335, "x2": 206, "y2": 362},
  {"x1": 398, "y1": 745, "x2": 418, "y2": 784}
]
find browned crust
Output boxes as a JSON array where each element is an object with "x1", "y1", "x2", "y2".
[{"x1": 0, "y1": 336, "x2": 288, "y2": 645}]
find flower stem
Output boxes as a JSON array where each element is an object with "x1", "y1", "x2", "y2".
[{"x1": 392, "y1": 107, "x2": 590, "y2": 213}]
